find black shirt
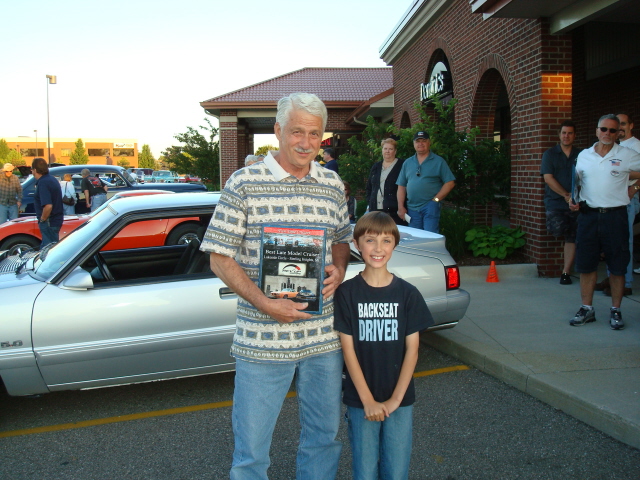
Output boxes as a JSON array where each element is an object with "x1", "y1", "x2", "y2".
[
  {"x1": 334, "y1": 273, "x2": 433, "y2": 408},
  {"x1": 540, "y1": 144, "x2": 581, "y2": 211}
]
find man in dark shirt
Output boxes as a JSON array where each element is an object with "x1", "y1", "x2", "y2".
[
  {"x1": 540, "y1": 120, "x2": 581, "y2": 285},
  {"x1": 81, "y1": 168, "x2": 108, "y2": 212},
  {"x1": 323, "y1": 148, "x2": 339, "y2": 174},
  {"x1": 32, "y1": 158, "x2": 63, "y2": 248}
]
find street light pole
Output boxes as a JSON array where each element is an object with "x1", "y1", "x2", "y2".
[
  {"x1": 34, "y1": 130, "x2": 38, "y2": 157},
  {"x1": 46, "y1": 75, "x2": 57, "y2": 165}
]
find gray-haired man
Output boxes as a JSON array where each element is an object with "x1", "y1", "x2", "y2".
[
  {"x1": 201, "y1": 92, "x2": 351, "y2": 479},
  {"x1": 80, "y1": 168, "x2": 108, "y2": 212}
]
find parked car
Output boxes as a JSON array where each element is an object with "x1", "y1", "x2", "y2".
[
  {"x1": 0, "y1": 190, "x2": 202, "y2": 256},
  {"x1": 178, "y1": 174, "x2": 202, "y2": 184},
  {"x1": 151, "y1": 170, "x2": 179, "y2": 183},
  {"x1": 0, "y1": 192, "x2": 469, "y2": 396},
  {"x1": 19, "y1": 164, "x2": 207, "y2": 215}
]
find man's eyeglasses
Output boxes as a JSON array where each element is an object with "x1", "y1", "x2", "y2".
[
  {"x1": 416, "y1": 167, "x2": 421, "y2": 177},
  {"x1": 599, "y1": 127, "x2": 618, "y2": 134}
]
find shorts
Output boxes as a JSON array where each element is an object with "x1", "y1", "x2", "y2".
[
  {"x1": 545, "y1": 209, "x2": 578, "y2": 243},
  {"x1": 575, "y1": 207, "x2": 629, "y2": 275}
]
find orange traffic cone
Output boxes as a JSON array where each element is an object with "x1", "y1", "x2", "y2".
[{"x1": 486, "y1": 261, "x2": 499, "y2": 283}]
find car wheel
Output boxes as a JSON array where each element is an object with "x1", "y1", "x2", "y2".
[
  {"x1": 165, "y1": 223, "x2": 200, "y2": 245},
  {"x1": 1, "y1": 235, "x2": 40, "y2": 256}
]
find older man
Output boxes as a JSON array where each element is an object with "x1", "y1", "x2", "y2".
[
  {"x1": 322, "y1": 147, "x2": 339, "y2": 174},
  {"x1": 200, "y1": 92, "x2": 351, "y2": 479},
  {"x1": 32, "y1": 158, "x2": 63, "y2": 248},
  {"x1": 0, "y1": 163, "x2": 22, "y2": 224},
  {"x1": 570, "y1": 114, "x2": 640, "y2": 330},
  {"x1": 81, "y1": 168, "x2": 107, "y2": 212},
  {"x1": 396, "y1": 131, "x2": 455, "y2": 233}
]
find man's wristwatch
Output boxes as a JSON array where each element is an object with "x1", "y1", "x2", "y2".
[{"x1": 433, "y1": 197, "x2": 440, "y2": 202}]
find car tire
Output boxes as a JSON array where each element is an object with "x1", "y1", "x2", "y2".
[
  {"x1": 1, "y1": 235, "x2": 40, "y2": 256},
  {"x1": 165, "y1": 223, "x2": 200, "y2": 245}
]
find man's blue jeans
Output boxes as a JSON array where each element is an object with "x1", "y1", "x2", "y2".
[
  {"x1": 230, "y1": 351, "x2": 343, "y2": 480},
  {"x1": 0, "y1": 204, "x2": 19, "y2": 224},
  {"x1": 38, "y1": 220, "x2": 60, "y2": 248},
  {"x1": 408, "y1": 200, "x2": 441, "y2": 233},
  {"x1": 91, "y1": 193, "x2": 107, "y2": 212},
  {"x1": 346, "y1": 405, "x2": 413, "y2": 480}
]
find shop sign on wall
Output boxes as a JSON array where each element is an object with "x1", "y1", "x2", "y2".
[{"x1": 420, "y1": 62, "x2": 452, "y2": 102}]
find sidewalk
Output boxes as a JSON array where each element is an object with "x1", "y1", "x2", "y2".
[{"x1": 421, "y1": 263, "x2": 640, "y2": 450}]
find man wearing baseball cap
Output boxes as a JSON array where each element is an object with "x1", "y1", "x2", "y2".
[
  {"x1": 0, "y1": 163, "x2": 22, "y2": 224},
  {"x1": 396, "y1": 131, "x2": 455, "y2": 233}
]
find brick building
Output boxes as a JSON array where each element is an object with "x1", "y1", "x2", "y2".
[
  {"x1": 200, "y1": 68, "x2": 393, "y2": 187},
  {"x1": 381, "y1": 0, "x2": 640, "y2": 276}
]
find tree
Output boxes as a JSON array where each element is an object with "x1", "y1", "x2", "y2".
[
  {"x1": 255, "y1": 145, "x2": 278, "y2": 156},
  {"x1": 0, "y1": 139, "x2": 10, "y2": 162},
  {"x1": 6, "y1": 149, "x2": 24, "y2": 166},
  {"x1": 138, "y1": 144, "x2": 155, "y2": 169},
  {"x1": 118, "y1": 157, "x2": 131, "y2": 168},
  {"x1": 162, "y1": 118, "x2": 220, "y2": 189},
  {"x1": 69, "y1": 139, "x2": 89, "y2": 165}
]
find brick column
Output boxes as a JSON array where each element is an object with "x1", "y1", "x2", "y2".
[{"x1": 219, "y1": 110, "x2": 240, "y2": 188}]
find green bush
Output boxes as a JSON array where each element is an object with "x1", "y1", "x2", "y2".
[
  {"x1": 440, "y1": 208, "x2": 473, "y2": 260},
  {"x1": 465, "y1": 225, "x2": 526, "y2": 259}
]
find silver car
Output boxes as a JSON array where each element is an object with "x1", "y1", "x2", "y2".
[{"x1": 0, "y1": 193, "x2": 469, "y2": 397}]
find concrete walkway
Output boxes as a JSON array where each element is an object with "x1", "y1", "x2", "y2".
[{"x1": 422, "y1": 263, "x2": 640, "y2": 450}]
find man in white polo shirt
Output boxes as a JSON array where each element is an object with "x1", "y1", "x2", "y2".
[{"x1": 569, "y1": 114, "x2": 640, "y2": 330}]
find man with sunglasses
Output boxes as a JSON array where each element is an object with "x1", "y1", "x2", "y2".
[
  {"x1": 396, "y1": 131, "x2": 455, "y2": 233},
  {"x1": 569, "y1": 114, "x2": 640, "y2": 330}
]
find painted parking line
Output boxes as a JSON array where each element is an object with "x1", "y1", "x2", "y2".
[{"x1": 0, "y1": 366, "x2": 470, "y2": 439}]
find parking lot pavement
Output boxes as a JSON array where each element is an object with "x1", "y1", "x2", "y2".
[{"x1": 422, "y1": 263, "x2": 640, "y2": 450}]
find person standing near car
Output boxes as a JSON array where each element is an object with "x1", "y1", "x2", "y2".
[
  {"x1": 200, "y1": 92, "x2": 351, "y2": 480},
  {"x1": 0, "y1": 163, "x2": 22, "y2": 224},
  {"x1": 32, "y1": 158, "x2": 63, "y2": 248},
  {"x1": 60, "y1": 173, "x2": 76, "y2": 216},
  {"x1": 81, "y1": 168, "x2": 108, "y2": 212},
  {"x1": 396, "y1": 131, "x2": 455, "y2": 233}
]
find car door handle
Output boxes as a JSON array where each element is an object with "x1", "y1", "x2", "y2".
[{"x1": 219, "y1": 287, "x2": 237, "y2": 299}]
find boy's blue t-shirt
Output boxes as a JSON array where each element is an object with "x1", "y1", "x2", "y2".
[{"x1": 334, "y1": 273, "x2": 433, "y2": 408}]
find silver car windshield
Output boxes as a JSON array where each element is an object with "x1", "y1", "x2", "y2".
[{"x1": 32, "y1": 207, "x2": 116, "y2": 280}]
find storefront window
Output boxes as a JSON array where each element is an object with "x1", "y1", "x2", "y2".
[
  {"x1": 19, "y1": 148, "x2": 44, "y2": 157},
  {"x1": 113, "y1": 148, "x2": 134, "y2": 157},
  {"x1": 60, "y1": 148, "x2": 72, "y2": 157},
  {"x1": 89, "y1": 148, "x2": 110, "y2": 156}
]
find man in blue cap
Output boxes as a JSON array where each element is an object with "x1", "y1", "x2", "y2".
[{"x1": 396, "y1": 131, "x2": 455, "y2": 233}]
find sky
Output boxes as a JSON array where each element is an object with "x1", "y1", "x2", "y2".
[{"x1": 1, "y1": 0, "x2": 411, "y2": 158}]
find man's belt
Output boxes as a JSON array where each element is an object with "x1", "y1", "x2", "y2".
[{"x1": 580, "y1": 204, "x2": 626, "y2": 214}]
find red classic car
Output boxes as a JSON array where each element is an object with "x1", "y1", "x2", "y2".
[{"x1": 0, "y1": 190, "x2": 204, "y2": 255}]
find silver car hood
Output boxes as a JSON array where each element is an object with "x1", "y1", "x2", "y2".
[{"x1": 0, "y1": 270, "x2": 44, "y2": 289}]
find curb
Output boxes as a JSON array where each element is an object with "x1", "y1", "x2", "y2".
[
  {"x1": 420, "y1": 330, "x2": 640, "y2": 450},
  {"x1": 459, "y1": 263, "x2": 539, "y2": 280}
]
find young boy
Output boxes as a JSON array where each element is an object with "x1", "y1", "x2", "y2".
[{"x1": 334, "y1": 211, "x2": 433, "y2": 480}]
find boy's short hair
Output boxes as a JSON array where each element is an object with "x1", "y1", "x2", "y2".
[{"x1": 353, "y1": 211, "x2": 400, "y2": 246}]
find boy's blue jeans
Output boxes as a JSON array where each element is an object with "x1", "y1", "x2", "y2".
[
  {"x1": 230, "y1": 351, "x2": 343, "y2": 480},
  {"x1": 346, "y1": 404, "x2": 413, "y2": 480}
]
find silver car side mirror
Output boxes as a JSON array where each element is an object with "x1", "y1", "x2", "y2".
[{"x1": 60, "y1": 266, "x2": 94, "y2": 290}]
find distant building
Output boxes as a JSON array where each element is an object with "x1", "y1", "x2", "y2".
[{"x1": 2, "y1": 137, "x2": 139, "y2": 167}]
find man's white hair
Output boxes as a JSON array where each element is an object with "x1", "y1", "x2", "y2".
[
  {"x1": 245, "y1": 155, "x2": 258, "y2": 166},
  {"x1": 276, "y1": 92, "x2": 327, "y2": 132}
]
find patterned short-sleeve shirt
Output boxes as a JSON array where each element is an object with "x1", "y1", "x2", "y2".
[{"x1": 200, "y1": 152, "x2": 352, "y2": 363}]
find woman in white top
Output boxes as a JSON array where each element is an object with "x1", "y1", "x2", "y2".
[{"x1": 60, "y1": 173, "x2": 76, "y2": 215}]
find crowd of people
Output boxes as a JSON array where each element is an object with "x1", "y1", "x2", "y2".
[{"x1": 541, "y1": 114, "x2": 640, "y2": 331}]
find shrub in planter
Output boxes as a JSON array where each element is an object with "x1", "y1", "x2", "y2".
[{"x1": 465, "y1": 225, "x2": 526, "y2": 259}]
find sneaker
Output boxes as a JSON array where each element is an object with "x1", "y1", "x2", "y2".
[
  {"x1": 570, "y1": 306, "x2": 596, "y2": 326},
  {"x1": 560, "y1": 273, "x2": 572, "y2": 285},
  {"x1": 610, "y1": 309, "x2": 625, "y2": 330}
]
